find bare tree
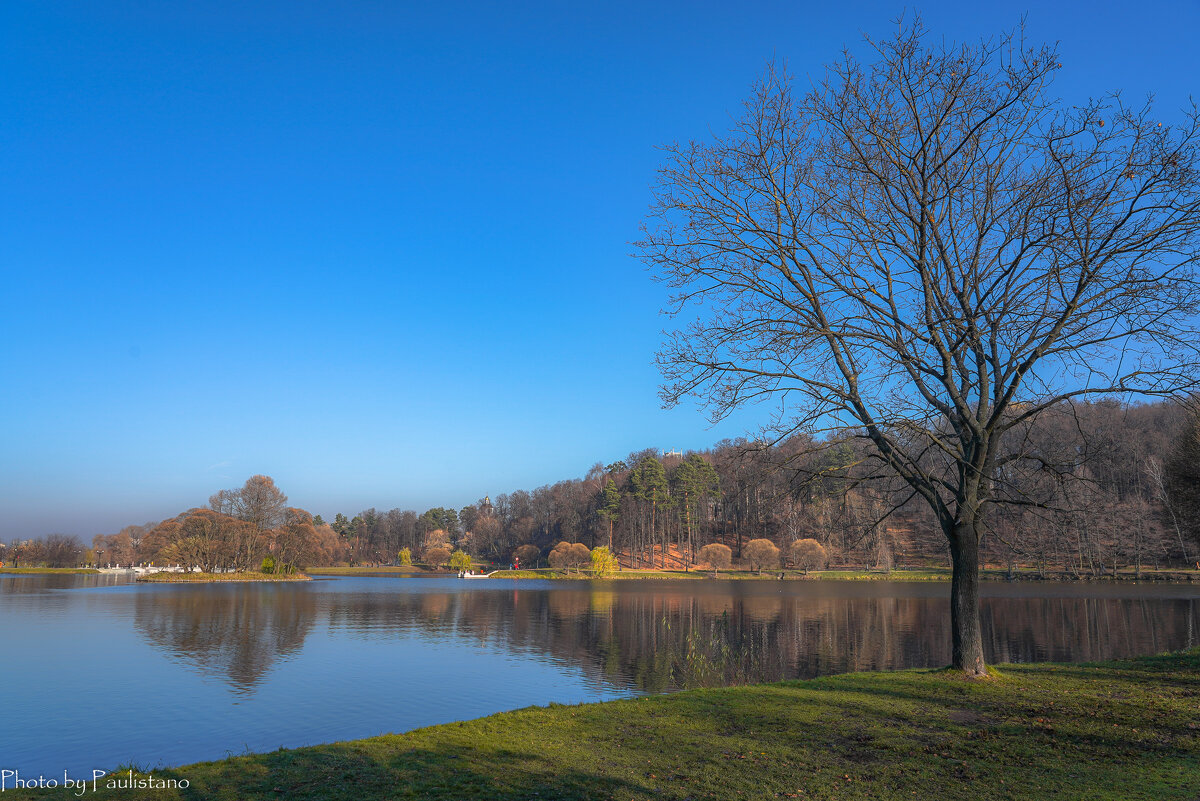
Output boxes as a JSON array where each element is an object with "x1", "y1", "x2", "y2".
[
  {"x1": 273, "y1": 508, "x2": 317, "y2": 573},
  {"x1": 229, "y1": 475, "x2": 288, "y2": 531},
  {"x1": 144, "y1": 509, "x2": 256, "y2": 572},
  {"x1": 638, "y1": 21, "x2": 1200, "y2": 673},
  {"x1": 1165, "y1": 409, "x2": 1200, "y2": 557},
  {"x1": 209, "y1": 475, "x2": 289, "y2": 569},
  {"x1": 41, "y1": 534, "x2": 83, "y2": 567}
]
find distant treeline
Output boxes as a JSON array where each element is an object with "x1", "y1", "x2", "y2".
[
  {"x1": 4, "y1": 476, "x2": 348, "y2": 573},
  {"x1": 318, "y1": 399, "x2": 1200, "y2": 575},
  {"x1": 7, "y1": 400, "x2": 1200, "y2": 575}
]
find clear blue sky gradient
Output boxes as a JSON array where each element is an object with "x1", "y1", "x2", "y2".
[{"x1": 3, "y1": 1, "x2": 1197, "y2": 538}]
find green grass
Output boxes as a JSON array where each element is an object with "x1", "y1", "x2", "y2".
[
  {"x1": 807, "y1": 567, "x2": 955, "y2": 581},
  {"x1": 134, "y1": 571, "x2": 311, "y2": 583},
  {"x1": 0, "y1": 567, "x2": 99, "y2": 574},
  {"x1": 7, "y1": 649, "x2": 1200, "y2": 800}
]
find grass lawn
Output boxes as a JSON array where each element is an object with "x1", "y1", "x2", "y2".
[
  {"x1": 6, "y1": 649, "x2": 1199, "y2": 800},
  {"x1": 134, "y1": 571, "x2": 311, "y2": 583},
  {"x1": 0, "y1": 567, "x2": 99, "y2": 574},
  {"x1": 807, "y1": 567, "x2": 959, "y2": 581}
]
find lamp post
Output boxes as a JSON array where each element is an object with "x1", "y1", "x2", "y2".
[{"x1": 96, "y1": 549, "x2": 104, "y2": 570}]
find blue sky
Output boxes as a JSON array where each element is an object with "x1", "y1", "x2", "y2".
[{"x1": 3, "y1": 1, "x2": 1197, "y2": 538}]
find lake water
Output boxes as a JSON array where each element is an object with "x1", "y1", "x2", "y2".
[{"x1": 1, "y1": 574, "x2": 1197, "y2": 775}]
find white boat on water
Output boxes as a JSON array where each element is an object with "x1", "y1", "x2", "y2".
[{"x1": 458, "y1": 570, "x2": 496, "y2": 579}]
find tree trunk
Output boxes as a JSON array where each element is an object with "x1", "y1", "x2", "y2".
[{"x1": 948, "y1": 522, "x2": 987, "y2": 676}]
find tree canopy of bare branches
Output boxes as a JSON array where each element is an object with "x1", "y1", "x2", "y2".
[{"x1": 637, "y1": 20, "x2": 1200, "y2": 673}]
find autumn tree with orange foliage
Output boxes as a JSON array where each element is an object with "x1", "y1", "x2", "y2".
[
  {"x1": 144, "y1": 508, "x2": 256, "y2": 572},
  {"x1": 142, "y1": 477, "x2": 341, "y2": 573}
]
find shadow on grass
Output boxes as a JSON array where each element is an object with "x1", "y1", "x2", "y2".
[
  {"x1": 7, "y1": 649, "x2": 1199, "y2": 801},
  {"x1": 4, "y1": 740, "x2": 653, "y2": 801},
  {"x1": 167, "y1": 739, "x2": 654, "y2": 801}
]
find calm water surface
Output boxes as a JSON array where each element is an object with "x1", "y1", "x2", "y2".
[{"x1": 1, "y1": 574, "x2": 1197, "y2": 774}]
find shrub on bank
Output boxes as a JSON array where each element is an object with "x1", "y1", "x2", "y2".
[
  {"x1": 448, "y1": 550, "x2": 473, "y2": 571},
  {"x1": 590, "y1": 546, "x2": 619, "y2": 576},
  {"x1": 742, "y1": 538, "x2": 780, "y2": 573},
  {"x1": 697, "y1": 543, "x2": 732, "y2": 570},
  {"x1": 790, "y1": 539, "x2": 827, "y2": 574}
]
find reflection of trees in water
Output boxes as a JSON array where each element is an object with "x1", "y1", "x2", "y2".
[
  {"x1": 982, "y1": 596, "x2": 1198, "y2": 664},
  {"x1": 575, "y1": 593, "x2": 944, "y2": 691},
  {"x1": 125, "y1": 581, "x2": 1200, "y2": 696},
  {"x1": 0, "y1": 573, "x2": 124, "y2": 601},
  {"x1": 135, "y1": 586, "x2": 316, "y2": 693},
  {"x1": 127, "y1": 582, "x2": 1200, "y2": 696},
  {"x1": 314, "y1": 584, "x2": 1200, "y2": 694}
]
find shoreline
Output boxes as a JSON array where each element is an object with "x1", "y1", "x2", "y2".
[
  {"x1": 444, "y1": 566, "x2": 1200, "y2": 583},
  {"x1": 4, "y1": 565, "x2": 1195, "y2": 583},
  {"x1": 0, "y1": 567, "x2": 100, "y2": 574},
  {"x1": 4, "y1": 648, "x2": 1197, "y2": 799},
  {"x1": 134, "y1": 571, "x2": 311, "y2": 583},
  {"x1": 304, "y1": 565, "x2": 425, "y2": 576}
]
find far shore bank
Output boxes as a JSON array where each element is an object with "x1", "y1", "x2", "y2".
[
  {"x1": 4, "y1": 648, "x2": 1197, "y2": 800},
  {"x1": 0, "y1": 567, "x2": 100, "y2": 574},
  {"x1": 291, "y1": 565, "x2": 1200, "y2": 582},
  {"x1": 5, "y1": 565, "x2": 1195, "y2": 583},
  {"x1": 304, "y1": 565, "x2": 425, "y2": 576},
  {"x1": 365, "y1": 565, "x2": 1200, "y2": 582},
  {"x1": 134, "y1": 571, "x2": 311, "y2": 583}
]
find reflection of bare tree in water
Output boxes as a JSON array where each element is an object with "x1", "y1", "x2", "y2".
[
  {"x1": 127, "y1": 583, "x2": 1200, "y2": 695},
  {"x1": 135, "y1": 586, "x2": 316, "y2": 692},
  {"x1": 983, "y1": 596, "x2": 1198, "y2": 664},
  {"x1": 312, "y1": 584, "x2": 1200, "y2": 694}
]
